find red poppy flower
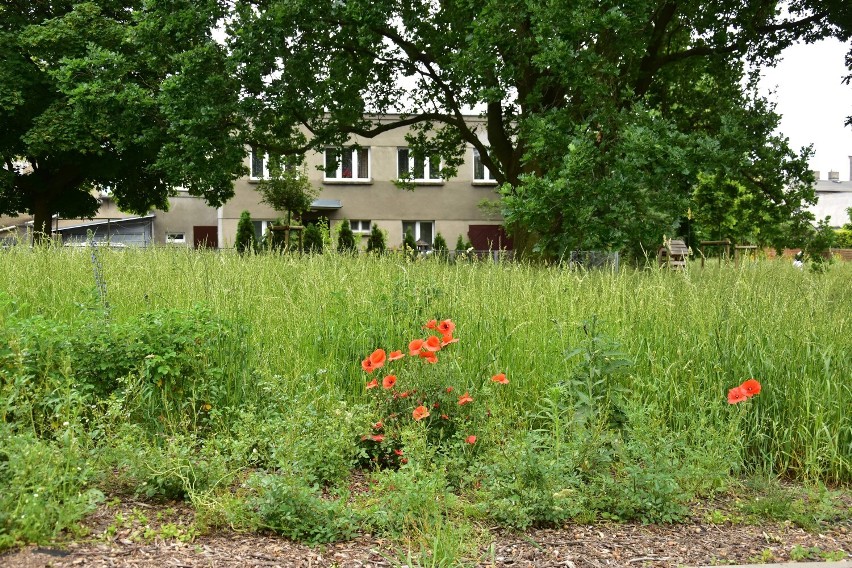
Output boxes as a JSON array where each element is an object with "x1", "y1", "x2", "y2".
[
  {"x1": 433, "y1": 402, "x2": 440, "y2": 408},
  {"x1": 373, "y1": 421, "x2": 383, "y2": 430},
  {"x1": 741, "y1": 379, "x2": 761, "y2": 397},
  {"x1": 491, "y1": 373, "x2": 509, "y2": 384},
  {"x1": 389, "y1": 350, "x2": 404, "y2": 361},
  {"x1": 437, "y1": 319, "x2": 456, "y2": 335},
  {"x1": 366, "y1": 378, "x2": 379, "y2": 389},
  {"x1": 465, "y1": 435, "x2": 476, "y2": 444},
  {"x1": 728, "y1": 386, "x2": 748, "y2": 404},
  {"x1": 458, "y1": 392, "x2": 473, "y2": 405},
  {"x1": 423, "y1": 319, "x2": 438, "y2": 330},
  {"x1": 371, "y1": 434, "x2": 384, "y2": 442},
  {"x1": 401, "y1": 458, "x2": 408, "y2": 464},
  {"x1": 445, "y1": 386, "x2": 454, "y2": 393},
  {"x1": 412, "y1": 405, "x2": 430, "y2": 421},
  {"x1": 419, "y1": 351, "x2": 438, "y2": 364},
  {"x1": 424, "y1": 335, "x2": 442, "y2": 352},
  {"x1": 362, "y1": 349, "x2": 386, "y2": 373},
  {"x1": 408, "y1": 339, "x2": 425, "y2": 355},
  {"x1": 399, "y1": 391, "x2": 409, "y2": 398},
  {"x1": 441, "y1": 333, "x2": 458, "y2": 346},
  {"x1": 394, "y1": 449, "x2": 403, "y2": 456},
  {"x1": 441, "y1": 414, "x2": 449, "y2": 420},
  {"x1": 382, "y1": 375, "x2": 397, "y2": 389}
]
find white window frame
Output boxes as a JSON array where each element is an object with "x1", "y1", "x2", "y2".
[
  {"x1": 402, "y1": 221, "x2": 435, "y2": 246},
  {"x1": 350, "y1": 220, "x2": 372, "y2": 233},
  {"x1": 165, "y1": 232, "x2": 186, "y2": 244},
  {"x1": 324, "y1": 147, "x2": 371, "y2": 182},
  {"x1": 397, "y1": 148, "x2": 442, "y2": 183},
  {"x1": 472, "y1": 148, "x2": 497, "y2": 184},
  {"x1": 250, "y1": 149, "x2": 300, "y2": 180}
]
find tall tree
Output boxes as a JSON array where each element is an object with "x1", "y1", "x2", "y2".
[
  {"x1": 0, "y1": 0, "x2": 245, "y2": 240},
  {"x1": 227, "y1": 0, "x2": 838, "y2": 258}
]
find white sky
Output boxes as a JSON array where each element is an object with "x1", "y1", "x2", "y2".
[{"x1": 759, "y1": 38, "x2": 852, "y2": 181}]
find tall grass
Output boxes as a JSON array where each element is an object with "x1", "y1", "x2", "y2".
[{"x1": 1, "y1": 246, "x2": 849, "y2": 484}]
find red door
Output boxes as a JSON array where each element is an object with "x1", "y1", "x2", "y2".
[
  {"x1": 193, "y1": 226, "x2": 218, "y2": 249},
  {"x1": 467, "y1": 225, "x2": 513, "y2": 250}
]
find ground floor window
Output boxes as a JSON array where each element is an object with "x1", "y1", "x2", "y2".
[
  {"x1": 165, "y1": 232, "x2": 186, "y2": 244},
  {"x1": 402, "y1": 220, "x2": 434, "y2": 246},
  {"x1": 349, "y1": 220, "x2": 371, "y2": 233}
]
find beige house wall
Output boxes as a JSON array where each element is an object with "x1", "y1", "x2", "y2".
[{"x1": 220, "y1": 117, "x2": 505, "y2": 250}]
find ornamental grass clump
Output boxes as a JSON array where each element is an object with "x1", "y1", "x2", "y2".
[{"x1": 357, "y1": 319, "x2": 509, "y2": 469}]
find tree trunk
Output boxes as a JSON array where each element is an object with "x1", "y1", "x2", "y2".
[{"x1": 31, "y1": 194, "x2": 53, "y2": 245}]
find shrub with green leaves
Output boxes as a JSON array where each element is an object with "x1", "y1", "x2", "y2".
[
  {"x1": 0, "y1": 427, "x2": 103, "y2": 550},
  {"x1": 366, "y1": 223, "x2": 386, "y2": 254},
  {"x1": 337, "y1": 219, "x2": 356, "y2": 253},
  {"x1": 235, "y1": 210, "x2": 256, "y2": 254},
  {"x1": 303, "y1": 223, "x2": 324, "y2": 253}
]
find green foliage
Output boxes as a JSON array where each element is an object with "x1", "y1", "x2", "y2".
[
  {"x1": 256, "y1": 163, "x2": 317, "y2": 224},
  {"x1": 246, "y1": 473, "x2": 359, "y2": 544},
  {"x1": 0, "y1": 426, "x2": 103, "y2": 550},
  {"x1": 432, "y1": 232, "x2": 448, "y2": 253},
  {"x1": 303, "y1": 223, "x2": 324, "y2": 253},
  {"x1": 403, "y1": 227, "x2": 417, "y2": 252},
  {"x1": 336, "y1": 219, "x2": 356, "y2": 253},
  {"x1": 365, "y1": 223, "x2": 386, "y2": 254},
  {"x1": 235, "y1": 210, "x2": 256, "y2": 255},
  {"x1": 804, "y1": 218, "x2": 837, "y2": 272},
  {"x1": 0, "y1": 0, "x2": 243, "y2": 236},
  {"x1": 454, "y1": 234, "x2": 466, "y2": 252}
]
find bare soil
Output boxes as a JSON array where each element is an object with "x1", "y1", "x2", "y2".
[{"x1": 2, "y1": 492, "x2": 850, "y2": 567}]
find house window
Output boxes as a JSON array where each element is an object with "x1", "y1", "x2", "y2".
[
  {"x1": 350, "y1": 220, "x2": 371, "y2": 233},
  {"x1": 252, "y1": 220, "x2": 274, "y2": 242},
  {"x1": 472, "y1": 148, "x2": 497, "y2": 183},
  {"x1": 165, "y1": 232, "x2": 186, "y2": 244},
  {"x1": 250, "y1": 148, "x2": 300, "y2": 180},
  {"x1": 324, "y1": 147, "x2": 370, "y2": 181},
  {"x1": 402, "y1": 221, "x2": 434, "y2": 246},
  {"x1": 397, "y1": 148, "x2": 442, "y2": 182}
]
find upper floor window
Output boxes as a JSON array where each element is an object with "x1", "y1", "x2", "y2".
[
  {"x1": 397, "y1": 148, "x2": 442, "y2": 182},
  {"x1": 250, "y1": 149, "x2": 301, "y2": 180},
  {"x1": 472, "y1": 148, "x2": 497, "y2": 183},
  {"x1": 325, "y1": 147, "x2": 370, "y2": 181}
]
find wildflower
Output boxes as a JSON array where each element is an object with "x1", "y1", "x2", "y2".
[
  {"x1": 741, "y1": 378, "x2": 761, "y2": 397},
  {"x1": 366, "y1": 378, "x2": 379, "y2": 389},
  {"x1": 458, "y1": 392, "x2": 473, "y2": 405},
  {"x1": 441, "y1": 414, "x2": 449, "y2": 420},
  {"x1": 433, "y1": 402, "x2": 440, "y2": 408},
  {"x1": 394, "y1": 449, "x2": 404, "y2": 456},
  {"x1": 419, "y1": 351, "x2": 438, "y2": 364},
  {"x1": 382, "y1": 375, "x2": 397, "y2": 389},
  {"x1": 399, "y1": 391, "x2": 410, "y2": 398},
  {"x1": 445, "y1": 386, "x2": 454, "y2": 393},
  {"x1": 373, "y1": 421, "x2": 383, "y2": 430},
  {"x1": 408, "y1": 338, "x2": 425, "y2": 355},
  {"x1": 466, "y1": 435, "x2": 477, "y2": 444},
  {"x1": 401, "y1": 458, "x2": 408, "y2": 464},
  {"x1": 437, "y1": 319, "x2": 456, "y2": 335},
  {"x1": 371, "y1": 434, "x2": 384, "y2": 442},
  {"x1": 491, "y1": 373, "x2": 509, "y2": 384},
  {"x1": 441, "y1": 333, "x2": 458, "y2": 346},
  {"x1": 362, "y1": 348, "x2": 387, "y2": 373},
  {"x1": 389, "y1": 350, "x2": 405, "y2": 361},
  {"x1": 424, "y1": 335, "x2": 442, "y2": 352},
  {"x1": 412, "y1": 405, "x2": 430, "y2": 421},
  {"x1": 727, "y1": 386, "x2": 748, "y2": 404},
  {"x1": 423, "y1": 319, "x2": 438, "y2": 330}
]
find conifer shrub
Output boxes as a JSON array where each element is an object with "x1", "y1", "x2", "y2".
[
  {"x1": 235, "y1": 211, "x2": 256, "y2": 254},
  {"x1": 303, "y1": 224, "x2": 324, "y2": 253},
  {"x1": 337, "y1": 219, "x2": 356, "y2": 253},
  {"x1": 454, "y1": 234, "x2": 466, "y2": 252},
  {"x1": 366, "y1": 224, "x2": 386, "y2": 254},
  {"x1": 403, "y1": 227, "x2": 417, "y2": 255}
]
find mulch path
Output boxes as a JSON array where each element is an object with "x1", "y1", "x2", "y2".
[{"x1": 2, "y1": 499, "x2": 850, "y2": 568}]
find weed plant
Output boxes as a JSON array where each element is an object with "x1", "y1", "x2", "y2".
[{"x1": 0, "y1": 245, "x2": 849, "y2": 552}]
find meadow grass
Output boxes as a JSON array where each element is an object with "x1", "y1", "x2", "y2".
[{"x1": 0, "y1": 246, "x2": 849, "y2": 550}]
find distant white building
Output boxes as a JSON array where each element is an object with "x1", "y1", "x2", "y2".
[{"x1": 810, "y1": 157, "x2": 852, "y2": 228}]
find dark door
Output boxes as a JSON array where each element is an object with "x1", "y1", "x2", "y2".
[
  {"x1": 193, "y1": 226, "x2": 218, "y2": 249},
  {"x1": 467, "y1": 225, "x2": 513, "y2": 250}
]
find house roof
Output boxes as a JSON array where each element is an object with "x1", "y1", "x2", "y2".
[
  {"x1": 815, "y1": 179, "x2": 852, "y2": 193},
  {"x1": 52, "y1": 214, "x2": 155, "y2": 232}
]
